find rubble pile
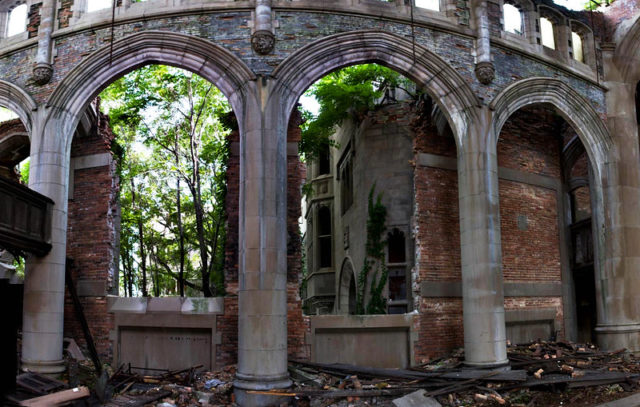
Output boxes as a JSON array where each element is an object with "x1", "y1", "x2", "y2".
[{"x1": 6, "y1": 341, "x2": 640, "y2": 406}]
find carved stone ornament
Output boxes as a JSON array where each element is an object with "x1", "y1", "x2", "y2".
[
  {"x1": 251, "y1": 30, "x2": 275, "y2": 55},
  {"x1": 474, "y1": 61, "x2": 495, "y2": 85},
  {"x1": 33, "y1": 63, "x2": 53, "y2": 86}
]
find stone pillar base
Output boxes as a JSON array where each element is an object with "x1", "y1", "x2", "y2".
[
  {"x1": 234, "y1": 374, "x2": 292, "y2": 407},
  {"x1": 21, "y1": 358, "x2": 66, "y2": 374},
  {"x1": 595, "y1": 323, "x2": 640, "y2": 353}
]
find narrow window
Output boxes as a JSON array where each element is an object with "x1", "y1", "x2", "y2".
[
  {"x1": 7, "y1": 4, "x2": 27, "y2": 37},
  {"x1": 572, "y1": 32, "x2": 584, "y2": 62},
  {"x1": 87, "y1": 0, "x2": 111, "y2": 13},
  {"x1": 317, "y1": 144, "x2": 330, "y2": 176},
  {"x1": 318, "y1": 206, "x2": 332, "y2": 269},
  {"x1": 340, "y1": 156, "x2": 353, "y2": 214},
  {"x1": 503, "y1": 3, "x2": 522, "y2": 35},
  {"x1": 415, "y1": 0, "x2": 439, "y2": 11},
  {"x1": 387, "y1": 228, "x2": 407, "y2": 314},
  {"x1": 540, "y1": 17, "x2": 555, "y2": 49}
]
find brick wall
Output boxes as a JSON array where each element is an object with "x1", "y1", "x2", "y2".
[
  {"x1": 27, "y1": 3, "x2": 42, "y2": 39},
  {"x1": 64, "y1": 111, "x2": 118, "y2": 360},
  {"x1": 412, "y1": 102, "x2": 463, "y2": 360},
  {"x1": 498, "y1": 105, "x2": 564, "y2": 340},
  {"x1": 410, "y1": 102, "x2": 566, "y2": 360},
  {"x1": 58, "y1": 0, "x2": 74, "y2": 29}
]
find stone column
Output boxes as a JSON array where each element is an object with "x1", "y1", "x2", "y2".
[
  {"x1": 471, "y1": 0, "x2": 494, "y2": 85},
  {"x1": 233, "y1": 80, "x2": 291, "y2": 406},
  {"x1": 595, "y1": 48, "x2": 640, "y2": 352},
  {"x1": 21, "y1": 110, "x2": 71, "y2": 373},
  {"x1": 32, "y1": 0, "x2": 55, "y2": 85},
  {"x1": 458, "y1": 106, "x2": 507, "y2": 367}
]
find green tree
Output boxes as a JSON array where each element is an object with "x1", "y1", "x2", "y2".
[
  {"x1": 299, "y1": 64, "x2": 416, "y2": 159},
  {"x1": 101, "y1": 65, "x2": 231, "y2": 297}
]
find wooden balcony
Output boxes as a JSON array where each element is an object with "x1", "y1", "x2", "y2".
[{"x1": 0, "y1": 177, "x2": 53, "y2": 257}]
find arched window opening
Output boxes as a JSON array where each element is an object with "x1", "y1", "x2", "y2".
[
  {"x1": 87, "y1": 0, "x2": 111, "y2": 13},
  {"x1": 540, "y1": 17, "x2": 555, "y2": 49},
  {"x1": 415, "y1": 0, "x2": 439, "y2": 11},
  {"x1": 503, "y1": 3, "x2": 523, "y2": 35},
  {"x1": 348, "y1": 277, "x2": 356, "y2": 315},
  {"x1": 317, "y1": 206, "x2": 332, "y2": 269},
  {"x1": 7, "y1": 4, "x2": 27, "y2": 37},
  {"x1": 572, "y1": 32, "x2": 584, "y2": 62}
]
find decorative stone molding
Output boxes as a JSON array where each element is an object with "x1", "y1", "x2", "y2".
[
  {"x1": 475, "y1": 61, "x2": 495, "y2": 84},
  {"x1": 32, "y1": 62, "x2": 53, "y2": 85},
  {"x1": 251, "y1": 30, "x2": 275, "y2": 55},
  {"x1": 272, "y1": 30, "x2": 480, "y2": 146}
]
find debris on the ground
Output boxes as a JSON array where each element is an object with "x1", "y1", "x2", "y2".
[
  {"x1": 7, "y1": 340, "x2": 640, "y2": 406},
  {"x1": 392, "y1": 389, "x2": 441, "y2": 407}
]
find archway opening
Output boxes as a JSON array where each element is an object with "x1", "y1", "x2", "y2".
[
  {"x1": 497, "y1": 103, "x2": 596, "y2": 345},
  {"x1": 52, "y1": 64, "x2": 236, "y2": 371},
  {"x1": 95, "y1": 65, "x2": 234, "y2": 299},
  {"x1": 299, "y1": 64, "x2": 422, "y2": 316}
]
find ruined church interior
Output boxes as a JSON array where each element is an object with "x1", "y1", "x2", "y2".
[{"x1": 1, "y1": 0, "x2": 640, "y2": 405}]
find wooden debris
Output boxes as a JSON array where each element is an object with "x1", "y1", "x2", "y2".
[
  {"x1": 19, "y1": 386, "x2": 89, "y2": 406},
  {"x1": 534, "y1": 369, "x2": 544, "y2": 379},
  {"x1": 16, "y1": 372, "x2": 66, "y2": 395}
]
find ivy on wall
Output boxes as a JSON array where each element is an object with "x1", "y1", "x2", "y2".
[{"x1": 355, "y1": 185, "x2": 389, "y2": 314}]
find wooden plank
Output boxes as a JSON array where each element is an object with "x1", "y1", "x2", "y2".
[
  {"x1": 19, "y1": 386, "x2": 89, "y2": 406},
  {"x1": 290, "y1": 361, "x2": 527, "y2": 382}
]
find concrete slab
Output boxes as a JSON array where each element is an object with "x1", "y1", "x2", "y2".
[
  {"x1": 392, "y1": 390, "x2": 441, "y2": 407},
  {"x1": 594, "y1": 392, "x2": 640, "y2": 407}
]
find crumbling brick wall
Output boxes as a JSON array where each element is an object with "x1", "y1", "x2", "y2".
[{"x1": 64, "y1": 110, "x2": 118, "y2": 360}]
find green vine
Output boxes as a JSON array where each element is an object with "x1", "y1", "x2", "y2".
[{"x1": 355, "y1": 185, "x2": 388, "y2": 315}]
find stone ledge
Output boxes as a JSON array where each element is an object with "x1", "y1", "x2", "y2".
[{"x1": 420, "y1": 281, "x2": 563, "y2": 297}]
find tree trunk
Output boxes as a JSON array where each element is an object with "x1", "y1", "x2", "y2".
[{"x1": 131, "y1": 177, "x2": 148, "y2": 297}]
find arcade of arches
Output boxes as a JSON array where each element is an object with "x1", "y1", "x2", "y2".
[{"x1": 1, "y1": 0, "x2": 640, "y2": 405}]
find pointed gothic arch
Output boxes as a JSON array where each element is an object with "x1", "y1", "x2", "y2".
[
  {"x1": 271, "y1": 29, "x2": 480, "y2": 149},
  {"x1": 46, "y1": 30, "x2": 256, "y2": 151}
]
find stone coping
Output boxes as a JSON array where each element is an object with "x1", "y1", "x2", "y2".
[
  {"x1": 309, "y1": 313, "x2": 415, "y2": 329},
  {"x1": 107, "y1": 295, "x2": 224, "y2": 314}
]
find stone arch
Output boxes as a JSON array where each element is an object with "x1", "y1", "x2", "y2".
[
  {"x1": 491, "y1": 76, "x2": 611, "y2": 343},
  {"x1": 337, "y1": 257, "x2": 357, "y2": 315},
  {"x1": 271, "y1": 29, "x2": 480, "y2": 148},
  {"x1": 46, "y1": 30, "x2": 256, "y2": 151},
  {"x1": 490, "y1": 77, "x2": 611, "y2": 178},
  {"x1": 0, "y1": 79, "x2": 36, "y2": 133}
]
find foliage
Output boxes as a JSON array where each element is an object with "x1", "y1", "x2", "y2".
[
  {"x1": 355, "y1": 185, "x2": 388, "y2": 315},
  {"x1": 101, "y1": 65, "x2": 231, "y2": 297},
  {"x1": 299, "y1": 64, "x2": 416, "y2": 159}
]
